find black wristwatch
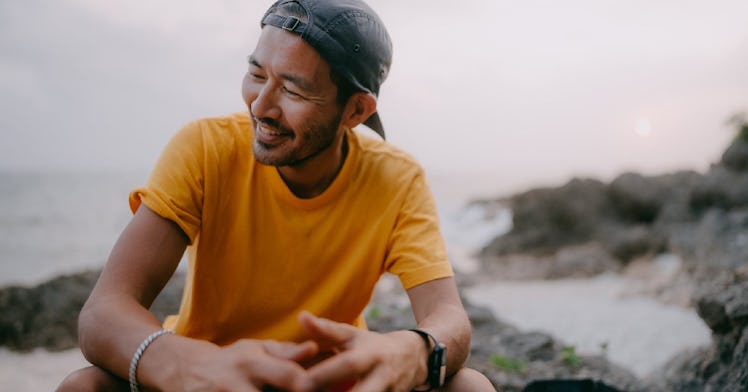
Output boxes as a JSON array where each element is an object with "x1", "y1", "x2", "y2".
[{"x1": 409, "y1": 328, "x2": 447, "y2": 391}]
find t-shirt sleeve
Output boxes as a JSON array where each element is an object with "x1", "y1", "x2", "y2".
[
  {"x1": 384, "y1": 170, "x2": 453, "y2": 290},
  {"x1": 128, "y1": 120, "x2": 205, "y2": 243}
]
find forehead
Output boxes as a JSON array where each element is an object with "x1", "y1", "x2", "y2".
[{"x1": 251, "y1": 26, "x2": 333, "y2": 85}]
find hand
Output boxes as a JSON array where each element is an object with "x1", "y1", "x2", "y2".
[
  {"x1": 299, "y1": 312, "x2": 428, "y2": 392},
  {"x1": 167, "y1": 338, "x2": 319, "y2": 392}
]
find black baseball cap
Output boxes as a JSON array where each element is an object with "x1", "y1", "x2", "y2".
[{"x1": 261, "y1": 0, "x2": 393, "y2": 139}]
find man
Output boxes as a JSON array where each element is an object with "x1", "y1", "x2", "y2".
[{"x1": 58, "y1": 0, "x2": 495, "y2": 390}]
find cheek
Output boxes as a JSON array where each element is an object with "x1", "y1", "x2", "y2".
[{"x1": 241, "y1": 75, "x2": 258, "y2": 105}]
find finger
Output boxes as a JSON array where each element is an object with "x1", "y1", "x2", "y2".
[
  {"x1": 264, "y1": 340, "x2": 319, "y2": 363},
  {"x1": 247, "y1": 356, "x2": 316, "y2": 392},
  {"x1": 298, "y1": 311, "x2": 358, "y2": 347},
  {"x1": 306, "y1": 350, "x2": 371, "y2": 389}
]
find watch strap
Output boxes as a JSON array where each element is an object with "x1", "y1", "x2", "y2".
[{"x1": 409, "y1": 328, "x2": 447, "y2": 390}]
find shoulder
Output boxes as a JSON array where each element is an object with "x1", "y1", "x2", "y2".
[
  {"x1": 186, "y1": 112, "x2": 251, "y2": 141},
  {"x1": 349, "y1": 129, "x2": 424, "y2": 180},
  {"x1": 177, "y1": 112, "x2": 252, "y2": 156}
]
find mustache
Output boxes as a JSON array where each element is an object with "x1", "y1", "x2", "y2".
[{"x1": 253, "y1": 116, "x2": 294, "y2": 135}]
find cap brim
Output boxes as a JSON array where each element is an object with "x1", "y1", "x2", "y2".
[{"x1": 363, "y1": 112, "x2": 385, "y2": 139}]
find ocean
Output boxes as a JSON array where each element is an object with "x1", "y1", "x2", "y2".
[{"x1": 0, "y1": 170, "x2": 147, "y2": 286}]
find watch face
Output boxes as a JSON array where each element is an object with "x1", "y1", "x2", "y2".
[
  {"x1": 437, "y1": 343, "x2": 447, "y2": 386},
  {"x1": 430, "y1": 342, "x2": 447, "y2": 387}
]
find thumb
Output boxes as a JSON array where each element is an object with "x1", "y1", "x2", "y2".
[{"x1": 298, "y1": 311, "x2": 357, "y2": 348}]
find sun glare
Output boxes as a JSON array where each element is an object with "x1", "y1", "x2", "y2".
[{"x1": 635, "y1": 118, "x2": 652, "y2": 137}]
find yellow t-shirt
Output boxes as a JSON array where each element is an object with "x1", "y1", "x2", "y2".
[{"x1": 129, "y1": 112, "x2": 452, "y2": 345}]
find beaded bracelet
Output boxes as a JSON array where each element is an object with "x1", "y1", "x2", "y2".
[{"x1": 129, "y1": 329, "x2": 173, "y2": 392}]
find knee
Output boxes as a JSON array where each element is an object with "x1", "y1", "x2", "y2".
[
  {"x1": 442, "y1": 367, "x2": 496, "y2": 392},
  {"x1": 56, "y1": 366, "x2": 128, "y2": 392}
]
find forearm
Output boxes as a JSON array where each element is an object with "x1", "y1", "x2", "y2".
[
  {"x1": 406, "y1": 277, "x2": 473, "y2": 379},
  {"x1": 78, "y1": 293, "x2": 171, "y2": 382},
  {"x1": 414, "y1": 302, "x2": 471, "y2": 377},
  {"x1": 79, "y1": 293, "x2": 220, "y2": 390}
]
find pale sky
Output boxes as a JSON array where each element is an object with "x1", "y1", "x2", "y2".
[{"x1": 2, "y1": 0, "x2": 747, "y2": 195}]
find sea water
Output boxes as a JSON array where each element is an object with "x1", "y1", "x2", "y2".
[{"x1": 0, "y1": 170, "x2": 145, "y2": 286}]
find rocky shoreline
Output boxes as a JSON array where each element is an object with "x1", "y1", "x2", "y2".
[{"x1": 2, "y1": 124, "x2": 747, "y2": 391}]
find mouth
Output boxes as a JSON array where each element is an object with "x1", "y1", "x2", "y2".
[{"x1": 253, "y1": 119, "x2": 293, "y2": 145}]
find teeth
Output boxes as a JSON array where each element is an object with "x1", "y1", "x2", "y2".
[{"x1": 261, "y1": 126, "x2": 283, "y2": 136}]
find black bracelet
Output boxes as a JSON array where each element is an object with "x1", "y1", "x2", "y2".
[{"x1": 408, "y1": 328, "x2": 447, "y2": 390}]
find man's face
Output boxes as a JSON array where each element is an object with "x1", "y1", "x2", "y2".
[{"x1": 243, "y1": 26, "x2": 344, "y2": 167}]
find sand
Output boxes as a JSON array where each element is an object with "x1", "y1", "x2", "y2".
[{"x1": 464, "y1": 273, "x2": 711, "y2": 378}]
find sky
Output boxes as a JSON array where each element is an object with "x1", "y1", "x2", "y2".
[{"x1": 2, "y1": 0, "x2": 748, "y2": 195}]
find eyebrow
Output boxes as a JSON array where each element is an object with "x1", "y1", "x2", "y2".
[{"x1": 248, "y1": 55, "x2": 318, "y2": 94}]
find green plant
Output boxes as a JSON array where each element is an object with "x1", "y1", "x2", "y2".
[
  {"x1": 366, "y1": 306, "x2": 381, "y2": 320},
  {"x1": 560, "y1": 345, "x2": 582, "y2": 367},
  {"x1": 490, "y1": 354, "x2": 526, "y2": 373},
  {"x1": 727, "y1": 112, "x2": 748, "y2": 142}
]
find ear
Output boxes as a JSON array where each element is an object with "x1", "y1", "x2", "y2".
[{"x1": 340, "y1": 92, "x2": 377, "y2": 129}]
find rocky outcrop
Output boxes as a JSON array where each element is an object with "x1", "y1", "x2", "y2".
[
  {"x1": 0, "y1": 270, "x2": 185, "y2": 352},
  {"x1": 475, "y1": 128, "x2": 748, "y2": 390},
  {"x1": 480, "y1": 134, "x2": 748, "y2": 280},
  {"x1": 651, "y1": 273, "x2": 748, "y2": 391}
]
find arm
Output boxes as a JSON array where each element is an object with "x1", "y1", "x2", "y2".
[
  {"x1": 78, "y1": 205, "x2": 317, "y2": 391},
  {"x1": 406, "y1": 276, "x2": 471, "y2": 379}
]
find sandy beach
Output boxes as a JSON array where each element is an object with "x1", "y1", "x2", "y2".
[{"x1": 0, "y1": 348, "x2": 89, "y2": 390}]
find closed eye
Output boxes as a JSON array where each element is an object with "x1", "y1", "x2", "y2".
[{"x1": 282, "y1": 85, "x2": 304, "y2": 99}]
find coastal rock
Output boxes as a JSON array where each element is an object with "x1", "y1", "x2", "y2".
[
  {"x1": 0, "y1": 270, "x2": 184, "y2": 352},
  {"x1": 480, "y1": 162, "x2": 748, "y2": 275},
  {"x1": 651, "y1": 275, "x2": 748, "y2": 391},
  {"x1": 690, "y1": 166, "x2": 748, "y2": 211},
  {"x1": 0, "y1": 271, "x2": 98, "y2": 351},
  {"x1": 668, "y1": 207, "x2": 748, "y2": 271},
  {"x1": 720, "y1": 126, "x2": 748, "y2": 172},
  {"x1": 480, "y1": 178, "x2": 614, "y2": 257}
]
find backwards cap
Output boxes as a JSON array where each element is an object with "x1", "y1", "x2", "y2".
[{"x1": 261, "y1": 0, "x2": 393, "y2": 139}]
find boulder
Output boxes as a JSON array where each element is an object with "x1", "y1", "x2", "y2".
[
  {"x1": 481, "y1": 178, "x2": 614, "y2": 257},
  {"x1": 655, "y1": 276, "x2": 748, "y2": 391},
  {"x1": 0, "y1": 270, "x2": 185, "y2": 352},
  {"x1": 720, "y1": 127, "x2": 748, "y2": 171},
  {"x1": 690, "y1": 166, "x2": 748, "y2": 211}
]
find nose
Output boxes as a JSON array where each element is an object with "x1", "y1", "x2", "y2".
[{"x1": 247, "y1": 80, "x2": 281, "y2": 121}]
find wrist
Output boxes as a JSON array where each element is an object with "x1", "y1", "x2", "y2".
[
  {"x1": 388, "y1": 330, "x2": 429, "y2": 389},
  {"x1": 408, "y1": 328, "x2": 447, "y2": 391},
  {"x1": 136, "y1": 333, "x2": 217, "y2": 390}
]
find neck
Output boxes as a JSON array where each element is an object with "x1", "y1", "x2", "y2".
[{"x1": 277, "y1": 130, "x2": 348, "y2": 199}]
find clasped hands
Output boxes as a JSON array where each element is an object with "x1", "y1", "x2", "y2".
[{"x1": 175, "y1": 311, "x2": 428, "y2": 392}]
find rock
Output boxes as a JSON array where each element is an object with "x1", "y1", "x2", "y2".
[
  {"x1": 0, "y1": 271, "x2": 99, "y2": 351},
  {"x1": 547, "y1": 244, "x2": 621, "y2": 279},
  {"x1": 690, "y1": 166, "x2": 748, "y2": 212},
  {"x1": 0, "y1": 270, "x2": 184, "y2": 352},
  {"x1": 481, "y1": 178, "x2": 613, "y2": 257},
  {"x1": 477, "y1": 243, "x2": 620, "y2": 281},
  {"x1": 656, "y1": 276, "x2": 748, "y2": 391},
  {"x1": 697, "y1": 297, "x2": 730, "y2": 333},
  {"x1": 599, "y1": 225, "x2": 667, "y2": 263},
  {"x1": 720, "y1": 129, "x2": 748, "y2": 171},
  {"x1": 668, "y1": 208, "x2": 748, "y2": 270},
  {"x1": 608, "y1": 172, "x2": 689, "y2": 224}
]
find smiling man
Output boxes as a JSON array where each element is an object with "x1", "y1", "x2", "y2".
[{"x1": 57, "y1": 0, "x2": 494, "y2": 391}]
